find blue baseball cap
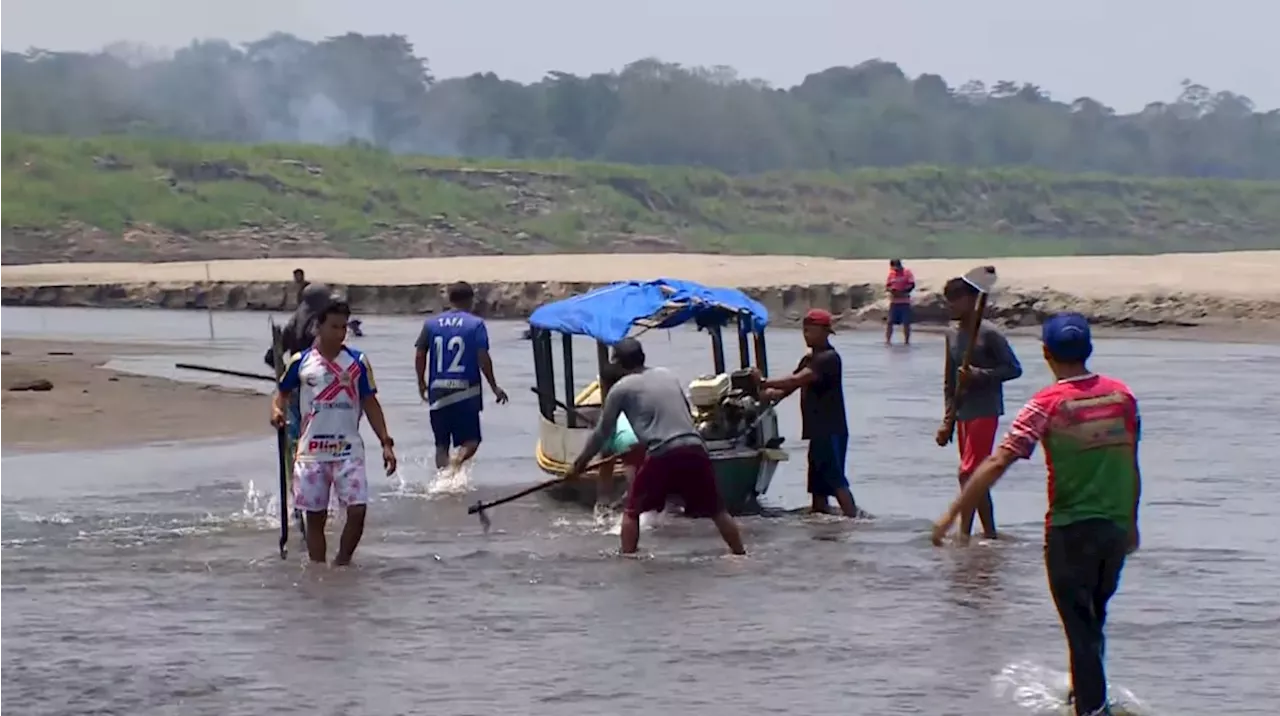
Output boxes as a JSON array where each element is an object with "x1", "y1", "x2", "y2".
[{"x1": 1042, "y1": 312, "x2": 1093, "y2": 362}]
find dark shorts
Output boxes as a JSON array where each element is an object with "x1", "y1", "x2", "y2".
[
  {"x1": 430, "y1": 401, "x2": 482, "y2": 448},
  {"x1": 807, "y1": 433, "x2": 850, "y2": 497},
  {"x1": 625, "y1": 444, "x2": 723, "y2": 519},
  {"x1": 888, "y1": 303, "x2": 913, "y2": 326},
  {"x1": 1045, "y1": 519, "x2": 1129, "y2": 715}
]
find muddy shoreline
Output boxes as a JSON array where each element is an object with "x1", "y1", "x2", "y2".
[{"x1": 0, "y1": 339, "x2": 268, "y2": 454}]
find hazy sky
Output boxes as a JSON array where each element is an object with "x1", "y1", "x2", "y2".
[{"x1": 3, "y1": 0, "x2": 1275, "y2": 112}]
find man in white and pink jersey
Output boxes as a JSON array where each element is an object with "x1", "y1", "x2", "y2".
[{"x1": 271, "y1": 300, "x2": 397, "y2": 566}]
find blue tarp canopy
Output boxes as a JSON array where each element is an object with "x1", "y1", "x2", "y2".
[{"x1": 528, "y1": 278, "x2": 769, "y2": 345}]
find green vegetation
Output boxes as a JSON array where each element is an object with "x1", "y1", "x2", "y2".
[
  {"x1": 5, "y1": 133, "x2": 1280, "y2": 262},
  {"x1": 4, "y1": 32, "x2": 1279, "y2": 262}
]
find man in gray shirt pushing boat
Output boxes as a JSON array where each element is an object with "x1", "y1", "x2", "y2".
[{"x1": 564, "y1": 338, "x2": 747, "y2": 556}]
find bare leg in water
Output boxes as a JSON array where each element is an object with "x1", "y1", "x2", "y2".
[
  {"x1": 957, "y1": 473, "x2": 998, "y2": 542},
  {"x1": 596, "y1": 460, "x2": 617, "y2": 513},
  {"x1": 811, "y1": 489, "x2": 859, "y2": 518},
  {"x1": 304, "y1": 509, "x2": 328, "y2": 563},
  {"x1": 303, "y1": 505, "x2": 368, "y2": 565},
  {"x1": 620, "y1": 512, "x2": 642, "y2": 554},
  {"x1": 449, "y1": 440, "x2": 480, "y2": 470},
  {"x1": 619, "y1": 507, "x2": 745, "y2": 556},
  {"x1": 333, "y1": 505, "x2": 366, "y2": 566},
  {"x1": 711, "y1": 511, "x2": 747, "y2": 555}
]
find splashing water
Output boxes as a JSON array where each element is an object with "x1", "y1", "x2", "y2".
[
  {"x1": 384, "y1": 455, "x2": 474, "y2": 498},
  {"x1": 597, "y1": 507, "x2": 665, "y2": 536},
  {"x1": 11, "y1": 511, "x2": 76, "y2": 525},
  {"x1": 427, "y1": 461, "x2": 473, "y2": 496},
  {"x1": 241, "y1": 479, "x2": 272, "y2": 518},
  {"x1": 992, "y1": 660, "x2": 1150, "y2": 715}
]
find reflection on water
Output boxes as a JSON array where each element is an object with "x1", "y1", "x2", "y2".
[{"x1": 4, "y1": 307, "x2": 1280, "y2": 715}]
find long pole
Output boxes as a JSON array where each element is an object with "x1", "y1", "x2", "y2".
[
  {"x1": 204, "y1": 263, "x2": 216, "y2": 341},
  {"x1": 174, "y1": 362, "x2": 274, "y2": 382},
  {"x1": 270, "y1": 320, "x2": 290, "y2": 559}
]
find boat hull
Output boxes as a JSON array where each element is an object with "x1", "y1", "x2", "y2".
[
  {"x1": 536, "y1": 409, "x2": 787, "y2": 516},
  {"x1": 541, "y1": 447, "x2": 785, "y2": 516}
]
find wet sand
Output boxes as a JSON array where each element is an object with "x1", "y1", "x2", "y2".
[{"x1": 1, "y1": 339, "x2": 268, "y2": 453}]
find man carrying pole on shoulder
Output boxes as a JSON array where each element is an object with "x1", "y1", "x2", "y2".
[
  {"x1": 932, "y1": 313, "x2": 1142, "y2": 716},
  {"x1": 936, "y1": 274, "x2": 1022, "y2": 541}
]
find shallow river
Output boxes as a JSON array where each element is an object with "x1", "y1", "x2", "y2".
[{"x1": 3, "y1": 307, "x2": 1278, "y2": 715}]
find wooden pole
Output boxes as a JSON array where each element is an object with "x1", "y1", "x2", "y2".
[{"x1": 204, "y1": 263, "x2": 216, "y2": 341}]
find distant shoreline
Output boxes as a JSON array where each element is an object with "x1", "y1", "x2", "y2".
[{"x1": 3, "y1": 252, "x2": 1279, "y2": 337}]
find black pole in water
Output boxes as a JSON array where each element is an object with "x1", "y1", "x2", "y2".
[
  {"x1": 174, "y1": 362, "x2": 275, "y2": 382},
  {"x1": 276, "y1": 426, "x2": 289, "y2": 559}
]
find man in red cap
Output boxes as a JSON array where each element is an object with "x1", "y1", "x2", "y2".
[{"x1": 754, "y1": 309, "x2": 858, "y2": 517}]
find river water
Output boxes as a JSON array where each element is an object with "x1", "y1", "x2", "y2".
[{"x1": 2, "y1": 307, "x2": 1278, "y2": 716}]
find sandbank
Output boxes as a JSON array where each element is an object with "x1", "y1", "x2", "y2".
[
  {"x1": 1, "y1": 339, "x2": 268, "y2": 454},
  {"x1": 3, "y1": 252, "x2": 1279, "y2": 333}
]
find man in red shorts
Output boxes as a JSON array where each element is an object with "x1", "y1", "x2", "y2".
[
  {"x1": 934, "y1": 275, "x2": 1023, "y2": 541},
  {"x1": 564, "y1": 338, "x2": 747, "y2": 556}
]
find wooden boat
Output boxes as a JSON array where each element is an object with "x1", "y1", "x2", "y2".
[{"x1": 528, "y1": 279, "x2": 788, "y2": 515}]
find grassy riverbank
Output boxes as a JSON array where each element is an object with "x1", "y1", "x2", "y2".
[{"x1": 4, "y1": 133, "x2": 1280, "y2": 263}]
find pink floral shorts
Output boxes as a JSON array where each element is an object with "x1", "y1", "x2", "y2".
[{"x1": 292, "y1": 458, "x2": 368, "y2": 511}]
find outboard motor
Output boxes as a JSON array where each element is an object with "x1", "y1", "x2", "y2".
[{"x1": 689, "y1": 372, "x2": 767, "y2": 445}]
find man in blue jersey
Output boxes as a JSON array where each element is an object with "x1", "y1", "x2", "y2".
[
  {"x1": 271, "y1": 300, "x2": 397, "y2": 566},
  {"x1": 415, "y1": 282, "x2": 509, "y2": 471}
]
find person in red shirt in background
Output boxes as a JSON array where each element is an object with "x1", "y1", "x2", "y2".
[{"x1": 885, "y1": 259, "x2": 916, "y2": 345}]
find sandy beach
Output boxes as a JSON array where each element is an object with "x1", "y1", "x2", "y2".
[
  {"x1": 4, "y1": 252, "x2": 1280, "y2": 332},
  {"x1": 1, "y1": 339, "x2": 268, "y2": 453},
  {"x1": 5, "y1": 251, "x2": 1280, "y2": 296}
]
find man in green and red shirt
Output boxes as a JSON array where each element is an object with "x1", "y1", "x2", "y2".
[{"x1": 931, "y1": 312, "x2": 1142, "y2": 716}]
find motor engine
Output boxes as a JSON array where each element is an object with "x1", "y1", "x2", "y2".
[{"x1": 689, "y1": 370, "x2": 767, "y2": 444}]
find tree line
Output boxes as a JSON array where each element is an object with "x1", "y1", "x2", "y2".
[{"x1": 4, "y1": 32, "x2": 1278, "y2": 179}]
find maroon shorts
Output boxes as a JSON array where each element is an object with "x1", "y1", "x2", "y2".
[
  {"x1": 957, "y1": 415, "x2": 1000, "y2": 480},
  {"x1": 624, "y1": 444, "x2": 723, "y2": 519},
  {"x1": 618, "y1": 444, "x2": 646, "y2": 469}
]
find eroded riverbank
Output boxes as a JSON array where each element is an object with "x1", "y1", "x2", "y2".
[{"x1": 4, "y1": 252, "x2": 1280, "y2": 332}]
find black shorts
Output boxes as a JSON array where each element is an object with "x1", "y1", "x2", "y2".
[{"x1": 807, "y1": 434, "x2": 850, "y2": 497}]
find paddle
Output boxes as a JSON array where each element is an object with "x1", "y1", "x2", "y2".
[
  {"x1": 468, "y1": 456, "x2": 614, "y2": 532},
  {"x1": 175, "y1": 362, "x2": 275, "y2": 382},
  {"x1": 941, "y1": 265, "x2": 999, "y2": 442}
]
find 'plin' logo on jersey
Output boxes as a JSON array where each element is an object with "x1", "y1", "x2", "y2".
[{"x1": 307, "y1": 434, "x2": 353, "y2": 456}]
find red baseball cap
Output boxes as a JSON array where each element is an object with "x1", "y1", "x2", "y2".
[{"x1": 803, "y1": 308, "x2": 835, "y2": 330}]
